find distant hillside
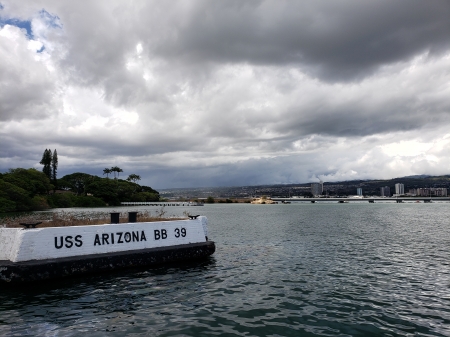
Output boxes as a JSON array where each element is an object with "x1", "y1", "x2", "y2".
[{"x1": 159, "y1": 175, "x2": 450, "y2": 199}]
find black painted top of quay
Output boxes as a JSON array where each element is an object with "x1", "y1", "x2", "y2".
[{"x1": 0, "y1": 241, "x2": 215, "y2": 267}]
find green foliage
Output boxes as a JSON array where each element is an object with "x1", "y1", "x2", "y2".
[
  {"x1": 0, "y1": 197, "x2": 16, "y2": 212},
  {"x1": 3, "y1": 168, "x2": 53, "y2": 196},
  {"x1": 31, "y1": 195, "x2": 50, "y2": 210},
  {"x1": 84, "y1": 178, "x2": 119, "y2": 205},
  {"x1": 40, "y1": 149, "x2": 53, "y2": 179},
  {"x1": 59, "y1": 173, "x2": 161, "y2": 206},
  {"x1": 103, "y1": 168, "x2": 112, "y2": 178},
  {"x1": 59, "y1": 172, "x2": 93, "y2": 195},
  {"x1": 110, "y1": 166, "x2": 123, "y2": 179},
  {"x1": 131, "y1": 192, "x2": 160, "y2": 202},
  {"x1": 0, "y1": 180, "x2": 34, "y2": 211},
  {"x1": 51, "y1": 149, "x2": 58, "y2": 186},
  {"x1": 116, "y1": 180, "x2": 135, "y2": 200},
  {"x1": 73, "y1": 196, "x2": 106, "y2": 207},
  {"x1": 1, "y1": 166, "x2": 159, "y2": 212},
  {"x1": 127, "y1": 174, "x2": 141, "y2": 183},
  {"x1": 47, "y1": 193, "x2": 77, "y2": 208},
  {"x1": 46, "y1": 193, "x2": 106, "y2": 208},
  {"x1": 206, "y1": 196, "x2": 215, "y2": 203},
  {"x1": 0, "y1": 169, "x2": 53, "y2": 212}
]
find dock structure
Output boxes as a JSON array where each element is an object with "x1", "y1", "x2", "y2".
[{"x1": 272, "y1": 197, "x2": 450, "y2": 203}]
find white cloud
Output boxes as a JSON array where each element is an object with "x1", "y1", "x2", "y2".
[{"x1": 0, "y1": 24, "x2": 59, "y2": 121}]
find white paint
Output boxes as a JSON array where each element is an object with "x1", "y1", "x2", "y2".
[
  {"x1": 0, "y1": 228, "x2": 21, "y2": 261},
  {"x1": 0, "y1": 217, "x2": 209, "y2": 263}
]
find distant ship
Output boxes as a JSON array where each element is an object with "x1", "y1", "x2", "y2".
[{"x1": 189, "y1": 201, "x2": 204, "y2": 206}]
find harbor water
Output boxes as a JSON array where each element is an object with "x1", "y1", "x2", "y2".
[{"x1": 0, "y1": 203, "x2": 449, "y2": 336}]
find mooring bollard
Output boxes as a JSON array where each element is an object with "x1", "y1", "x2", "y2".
[
  {"x1": 110, "y1": 212, "x2": 120, "y2": 224},
  {"x1": 19, "y1": 222, "x2": 42, "y2": 229},
  {"x1": 128, "y1": 211, "x2": 138, "y2": 223}
]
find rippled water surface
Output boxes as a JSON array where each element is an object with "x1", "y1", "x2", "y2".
[{"x1": 1, "y1": 203, "x2": 450, "y2": 336}]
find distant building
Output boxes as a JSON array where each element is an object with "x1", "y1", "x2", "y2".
[
  {"x1": 408, "y1": 189, "x2": 417, "y2": 196},
  {"x1": 415, "y1": 187, "x2": 448, "y2": 197},
  {"x1": 416, "y1": 188, "x2": 429, "y2": 196},
  {"x1": 433, "y1": 188, "x2": 448, "y2": 197},
  {"x1": 311, "y1": 182, "x2": 323, "y2": 196},
  {"x1": 356, "y1": 188, "x2": 363, "y2": 196},
  {"x1": 395, "y1": 183, "x2": 404, "y2": 195},
  {"x1": 380, "y1": 186, "x2": 390, "y2": 197}
]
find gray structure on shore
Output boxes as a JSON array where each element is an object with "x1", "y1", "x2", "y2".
[
  {"x1": 311, "y1": 182, "x2": 323, "y2": 196},
  {"x1": 380, "y1": 186, "x2": 391, "y2": 197}
]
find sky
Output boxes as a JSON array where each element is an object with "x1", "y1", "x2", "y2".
[{"x1": 1, "y1": 0, "x2": 450, "y2": 189}]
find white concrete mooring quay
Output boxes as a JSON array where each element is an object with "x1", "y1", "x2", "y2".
[{"x1": 0, "y1": 216, "x2": 214, "y2": 283}]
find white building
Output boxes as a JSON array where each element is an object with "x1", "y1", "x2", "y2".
[
  {"x1": 395, "y1": 183, "x2": 404, "y2": 195},
  {"x1": 356, "y1": 188, "x2": 363, "y2": 196}
]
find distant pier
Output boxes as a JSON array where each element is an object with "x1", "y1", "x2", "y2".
[
  {"x1": 272, "y1": 197, "x2": 450, "y2": 203},
  {"x1": 121, "y1": 202, "x2": 204, "y2": 206}
]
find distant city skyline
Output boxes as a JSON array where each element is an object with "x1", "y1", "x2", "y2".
[
  {"x1": 2, "y1": 1, "x2": 450, "y2": 189},
  {"x1": 158, "y1": 176, "x2": 450, "y2": 200}
]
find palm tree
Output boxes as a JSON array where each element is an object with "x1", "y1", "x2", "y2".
[
  {"x1": 110, "y1": 166, "x2": 123, "y2": 179},
  {"x1": 126, "y1": 174, "x2": 141, "y2": 183},
  {"x1": 117, "y1": 167, "x2": 123, "y2": 178},
  {"x1": 103, "y1": 168, "x2": 112, "y2": 178}
]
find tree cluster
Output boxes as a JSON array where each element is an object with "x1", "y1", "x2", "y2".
[
  {"x1": 0, "y1": 168, "x2": 53, "y2": 212},
  {"x1": 40, "y1": 149, "x2": 58, "y2": 186},
  {"x1": 1, "y1": 153, "x2": 159, "y2": 212},
  {"x1": 58, "y1": 172, "x2": 159, "y2": 206},
  {"x1": 103, "y1": 166, "x2": 124, "y2": 179},
  {"x1": 0, "y1": 168, "x2": 160, "y2": 212}
]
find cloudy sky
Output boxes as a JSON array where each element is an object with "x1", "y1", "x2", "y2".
[{"x1": 1, "y1": 1, "x2": 450, "y2": 189}]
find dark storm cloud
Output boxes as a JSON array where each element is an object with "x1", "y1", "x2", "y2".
[
  {"x1": 275, "y1": 92, "x2": 450, "y2": 138},
  {"x1": 148, "y1": 0, "x2": 450, "y2": 81},
  {"x1": 35, "y1": 0, "x2": 450, "y2": 111}
]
